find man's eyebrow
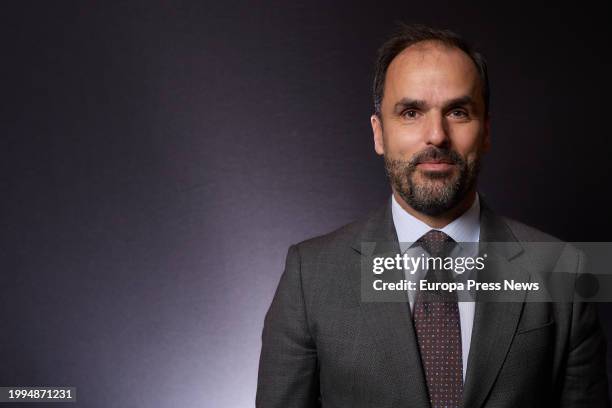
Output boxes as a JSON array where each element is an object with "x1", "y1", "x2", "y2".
[
  {"x1": 393, "y1": 98, "x2": 427, "y2": 112},
  {"x1": 393, "y1": 96, "x2": 476, "y2": 113},
  {"x1": 443, "y1": 96, "x2": 476, "y2": 109}
]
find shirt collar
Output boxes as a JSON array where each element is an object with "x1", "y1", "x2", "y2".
[{"x1": 391, "y1": 193, "x2": 481, "y2": 245}]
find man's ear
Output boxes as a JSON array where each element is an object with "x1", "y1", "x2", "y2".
[
  {"x1": 482, "y1": 114, "x2": 491, "y2": 153},
  {"x1": 371, "y1": 114, "x2": 385, "y2": 156}
]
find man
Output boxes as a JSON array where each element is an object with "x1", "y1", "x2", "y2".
[{"x1": 256, "y1": 24, "x2": 610, "y2": 407}]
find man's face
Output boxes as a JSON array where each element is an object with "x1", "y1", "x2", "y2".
[{"x1": 371, "y1": 41, "x2": 490, "y2": 216}]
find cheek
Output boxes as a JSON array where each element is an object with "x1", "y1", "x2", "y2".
[
  {"x1": 383, "y1": 130, "x2": 422, "y2": 158},
  {"x1": 450, "y1": 125, "x2": 486, "y2": 157}
]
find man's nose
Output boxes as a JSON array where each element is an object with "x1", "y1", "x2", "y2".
[{"x1": 425, "y1": 113, "x2": 450, "y2": 147}]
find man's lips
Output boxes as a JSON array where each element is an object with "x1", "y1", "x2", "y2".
[{"x1": 416, "y1": 160, "x2": 456, "y2": 171}]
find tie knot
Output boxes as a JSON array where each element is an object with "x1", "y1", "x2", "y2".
[{"x1": 417, "y1": 230, "x2": 455, "y2": 257}]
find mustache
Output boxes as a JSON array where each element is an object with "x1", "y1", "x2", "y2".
[{"x1": 409, "y1": 147, "x2": 465, "y2": 167}]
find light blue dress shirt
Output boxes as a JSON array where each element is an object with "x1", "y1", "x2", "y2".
[{"x1": 391, "y1": 193, "x2": 481, "y2": 380}]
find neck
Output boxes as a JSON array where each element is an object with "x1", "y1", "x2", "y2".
[{"x1": 393, "y1": 188, "x2": 477, "y2": 229}]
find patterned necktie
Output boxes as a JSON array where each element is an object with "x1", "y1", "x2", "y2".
[{"x1": 413, "y1": 230, "x2": 463, "y2": 408}]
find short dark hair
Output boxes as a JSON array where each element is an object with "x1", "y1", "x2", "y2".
[{"x1": 373, "y1": 23, "x2": 490, "y2": 117}]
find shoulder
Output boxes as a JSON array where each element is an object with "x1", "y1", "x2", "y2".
[
  {"x1": 479, "y1": 197, "x2": 582, "y2": 277},
  {"x1": 479, "y1": 195, "x2": 561, "y2": 244},
  {"x1": 496, "y1": 215, "x2": 584, "y2": 278},
  {"x1": 291, "y1": 213, "x2": 369, "y2": 261},
  {"x1": 287, "y1": 201, "x2": 390, "y2": 264},
  {"x1": 501, "y1": 216, "x2": 562, "y2": 243}
]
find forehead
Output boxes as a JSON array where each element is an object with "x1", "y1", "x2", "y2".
[{"x1": 384, "y1": 41, "x2": 482, "y2": 105}]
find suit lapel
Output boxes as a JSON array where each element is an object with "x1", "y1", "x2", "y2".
[
  {"x1": 350, "y1": 200, "x2": 431, "y2": 407},
  {"x1": 462, "y1": 199, "x2": 530, "y2": 408}
]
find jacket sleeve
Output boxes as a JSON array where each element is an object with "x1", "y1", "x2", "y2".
[
  {"x1": 559, "y1": 250, "x2": 611, "y2": 407},
  {"x1": 256, "y1": 245, "x2": 320, "y2": 408}
]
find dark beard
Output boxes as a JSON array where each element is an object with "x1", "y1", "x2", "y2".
[{"x1": 384, "y1": 147, "x2": 480, "y2": 216}]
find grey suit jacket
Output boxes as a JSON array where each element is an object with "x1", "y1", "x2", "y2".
[{"x1": 256, "y1": 199, "x2": 610, "y2": 407}]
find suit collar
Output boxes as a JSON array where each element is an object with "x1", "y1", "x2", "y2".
[
  {"x1": 350, "y1": 197, "x2": 398, "y2": 257},
  {"x1": 478, "y1": 196, "x2": 524, "y2": 260},
  {"x1": 351, "y1": 194, "x2": 524, "y2": 259},
  {"x1": 391, "y1": 193, "x2": 481, "y2": 245}
]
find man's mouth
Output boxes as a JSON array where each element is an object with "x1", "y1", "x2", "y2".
[{"x1": 416, "y1": 160, "x2": 456, "y2": 171}]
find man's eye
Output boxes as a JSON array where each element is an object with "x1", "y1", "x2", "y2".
[
  {"x1": 403, "y1": 110, "x2": 419, "y2": 119},
  {"x1": 449, "y1": 109, "x2": 468, "y2": 118}
]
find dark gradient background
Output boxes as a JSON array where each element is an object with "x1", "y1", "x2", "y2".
[{"x1": 2, "y1": 1, "x2": 611, "y2": 407}]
